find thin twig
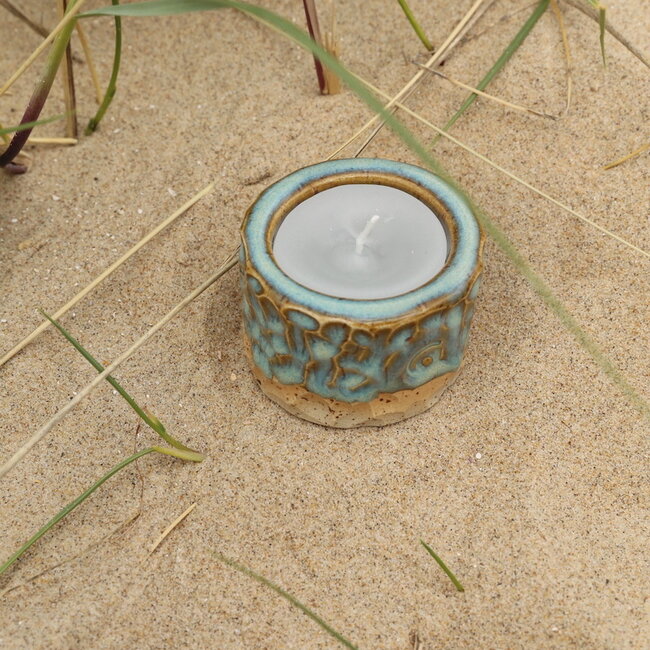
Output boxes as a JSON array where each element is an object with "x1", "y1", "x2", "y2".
[
  {"x1": 0, "y1": 0, "x2": 87, "y2": 97},
  {"x1": 562, "y1": 0, "x2": 650, "y2": 69},
  {"x1": 0, "y1": 0, "x2": 49, "y2": 37},
  {"x1": 148, "y1": 503, "x2": 197, "y2": 555},
  {"x1": 348, "y1": 69, "x2": 650, "y2": 259},
  {"x1": 328, "y1": 0, "x2": 491, "y2": 160},
  {"x1": 550, "y1": 0, "x2": 573, "y2": 115},
  {"x1": 74, "y1": 21, "x2": 103, "y2": 104},
  {"x1": 0, "y1": 182, "x2": 214, "y2": 368},
  {"x1": 415, "y1": 64, "x2": 557, "y2": 119},
  {"x1": 0, "y1": 249, "x2": 239, "y2": 480},
  {"x1": 56, "y1": 0, "x2": 78, "y2": 138},
  {"x1": 603, "y1": 142, "x2": 650, "y2": 170}
]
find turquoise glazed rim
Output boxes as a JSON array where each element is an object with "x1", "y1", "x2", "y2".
[{"x1": 243, "y1": 158, "x2": 481, "y2": 321}]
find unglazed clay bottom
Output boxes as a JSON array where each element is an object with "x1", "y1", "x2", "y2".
[
  {"x1": 239, "y1": 158, "x2": 484, "y2": 428},
  {"x1": 246, "y1": 341, "x2": 461, "y2": 428}
]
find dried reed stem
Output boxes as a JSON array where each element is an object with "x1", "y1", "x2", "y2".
[
  {"x1": 0, "y1": 183, "x2": 215, "y2": 368},
  {"x1": 148, "y1": 503, "x2": 197, "y2": 554},
  {"x1": 465, "y1": 2, "x2": 537, "y2": 43},
  {"x1": 349, "y1": 70, "x2": 650, "y2": 259},
  {"x1": 416, "y1": 64, "x2": 557, "y2": 119},
  {"x1": 74, "y1": 21, "x2": 103, "y2": 104},
  {"x1": 603, "y1": 142, "x2": 650, "y2": 170},
  {"x1": 27, "y1": 136, "x2": 77, "y2": 144},
  {"x1": 0, "y1": 249, "x2": 239, "y2": 480},
  {"x1": 321, "y1": 1, "x2": 341, "y2": 95},
  {"x1": 329, "y1": 0, "x2": 491, "y2": 159}
]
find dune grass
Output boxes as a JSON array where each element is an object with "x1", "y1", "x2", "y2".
[{"x1": 0, "y1": 313, "x2": 203, "y2": 579}]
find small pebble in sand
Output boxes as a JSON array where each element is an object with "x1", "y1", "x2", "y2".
[
  {"x1": 167, "y1": 188, "x2": 177, "y2": 197},
  {"x1": 475, "y1": 452, "x2": 482, "y2": 460},
  {"x1": 52, "y1": 195, "x2": 60, "y2": 201},
  {"x1": 230, "y1": 372, "x2": 237, "y2": 382}
]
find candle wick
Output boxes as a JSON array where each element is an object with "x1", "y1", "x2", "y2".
[{"x1": 355, "y1": 214, "x2": 381, "y2": 255}]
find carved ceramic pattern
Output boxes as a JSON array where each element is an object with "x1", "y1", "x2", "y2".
[{"x1": 242, "y1": 270, "x2": 481, "y2": 404}]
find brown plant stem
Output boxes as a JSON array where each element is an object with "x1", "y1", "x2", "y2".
[{"x1": 302, "y1": 0, "x2": 326, "y2": 93}]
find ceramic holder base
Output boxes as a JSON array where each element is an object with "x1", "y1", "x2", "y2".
[{"x1": 239, "y1": 158, "x2": 484, "y2": 429}]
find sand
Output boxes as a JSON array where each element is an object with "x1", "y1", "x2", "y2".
[{"x1": 1, "y1": 1, "x2": 648, "y2": 648}]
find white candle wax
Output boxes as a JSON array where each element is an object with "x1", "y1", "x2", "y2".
[{"x1": 272, "y1": 184, "x2": 448, "y2": 300}]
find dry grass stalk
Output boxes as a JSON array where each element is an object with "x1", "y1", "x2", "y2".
[
  {"x1": 0, "y1": 0, "x2": 87, "y2": 97},
  {"x1": 321, "y1": 1, "x2": 341, "y2": 95},
  {"x1": 0, "y1": 248, "x2": 239, "y2": 480},
  {"x1": 465, "y1": 2, "x2": 537, "y2": 44},
  {"x1": 0, "y1": 0, "x2": 48, "y2": 37},
  {"x1": 349, "y1": 69, "x2": 650, "y2": 260},
  {"x1": 302, "y1": 0, "x2": 340, "y2": 95},
  {"x1": 603, "y1": 142, "x2": 650, "y2": 170},
  {"x1": 0, "y1": 510, "x2": 141, "y2": 598},
  {"x1": 562, "y1": 0, "x2": 650, "y2": 69},
  {"x1": 148, "y1": 503, "x2": 197, "y2": 555},
  {"x1": 550, "y1": 0, "x2": 573, "y2": 114},
  {"x1": 0, "y1": 182, "x2": 215, "y2": 368},
  {"x1": 74, "y1": 21, "x2": 103, "y2": 104},
  {"x1": 330, "y1": 0, "x2": 491, "y2": 159},
  {"x1": 56, "y1": 0, "x2": 78, "y2": 138},
  {"x1": 27, "y1": 136, "x2": 77, "y2": 145},
  {"x1": 416, "y1": 64, "x2": 557, "y2": 119}
]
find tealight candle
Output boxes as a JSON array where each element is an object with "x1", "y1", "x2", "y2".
[
  {"x1": 273, "y1": 184, "x2": 448, "y2": 300},
  {"x1": 240, "y1": 158, "x2": 484, "y2": 428}
]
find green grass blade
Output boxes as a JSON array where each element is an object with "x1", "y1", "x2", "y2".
[
  {"x1": 420, "y1": 540, "x2": 465, "y2": 592},
  {"x1": 80, "y1": 1, "x2": 649, "y2": 422},
  {"x1": 82, "y1": 0, "x2": 228, "y2": 17},
  {"x1": 0, "y1": 114, "x2": 65, "y2": 136},
  {"x1": 397, "y1": 0, "x2": 433, "y2": 51},
  {"x1": 215, "y1": 552, "x2": 359, "y2": 649},
  {"x1": 435, "y1": 0, "x2": 549, "y2": 140},
  {"x1": 85, "y1": 0, "x2": 122, "y2": 134},
  {"x1": 41, "y1": 310, "x2": 203, "y2": 457},
  {"x1": 0, "y1": 447, "x2": 155, "y2": 577}
]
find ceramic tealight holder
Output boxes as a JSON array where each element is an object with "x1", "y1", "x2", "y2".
[{"x1": 240, "y1": 158, "x2": 484, "y2": 428}]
